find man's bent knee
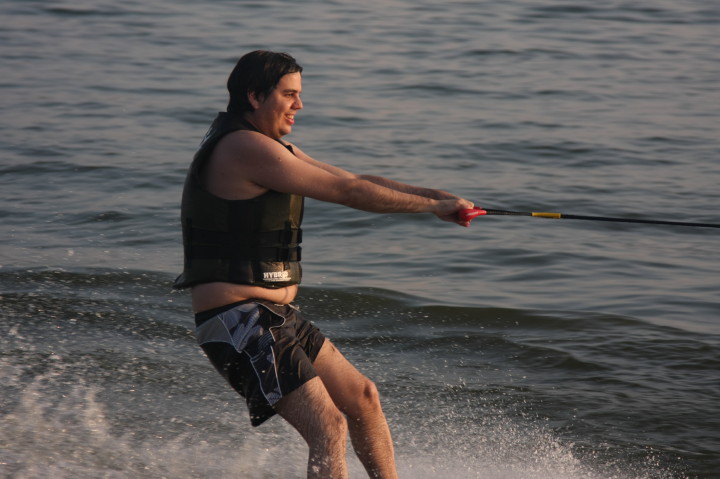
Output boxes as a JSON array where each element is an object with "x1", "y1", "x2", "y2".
[
  {"x1": 347, "y1": 378, "x2": 384, "y2": 420},
  {"x1": 318, "y1": 408, "x2": 348, "y2": 445},
  {"x1": 360, "y1": 379, "x2": 380, "y2": 402}
]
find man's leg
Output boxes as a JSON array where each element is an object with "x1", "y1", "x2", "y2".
[
  {"x1": 275, "y1": 376, "x2": 349, "y2": 478},
  {"x1": 313, "y1": 340, "x2": 398, "y2": 479}
]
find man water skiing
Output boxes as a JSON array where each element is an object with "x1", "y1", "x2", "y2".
[{"x1": 174, "y1": 50, "x2": 474, "y2": 478}]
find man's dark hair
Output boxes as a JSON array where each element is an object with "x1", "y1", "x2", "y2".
[{"x1": 226, "y1": 50, "x2": 303, "y2": 114}]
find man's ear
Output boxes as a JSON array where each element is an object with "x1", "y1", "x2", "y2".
[{"x1": 248, "y1": 91, "x2": 261, "y2": 110}]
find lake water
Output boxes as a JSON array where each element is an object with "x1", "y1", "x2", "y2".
[{"x1": 1, "y1": 0, "x2": 719, "y2": 477}]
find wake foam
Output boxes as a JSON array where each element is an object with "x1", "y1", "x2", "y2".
[{"x1": 1, "y1": 358, "x2": 681, "y2": 478}]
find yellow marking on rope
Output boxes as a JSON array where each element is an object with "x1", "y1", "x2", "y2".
[{"x1": 532, "y1": 212, "x2": 562, "y2": 219}]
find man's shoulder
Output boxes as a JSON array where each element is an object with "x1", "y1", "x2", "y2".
[
  {"x1": 217, "y1": 129, "x2": 279, "y2": 154},
  {"x1": 213, "y1": 131, "x2": 297, "y2": 170}
]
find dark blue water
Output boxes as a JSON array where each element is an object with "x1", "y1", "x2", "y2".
[{"x1": 1, "y1": 1, "x2": 719, "y2": 477}]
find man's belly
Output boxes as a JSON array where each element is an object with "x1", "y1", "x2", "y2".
[{"x1": 190, "y1": 282, "x2": 299, "y2": 312}]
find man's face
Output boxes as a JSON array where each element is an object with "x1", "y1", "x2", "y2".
[{"x1": 249, "y1": 72, "x2": 303, "y2": 139}]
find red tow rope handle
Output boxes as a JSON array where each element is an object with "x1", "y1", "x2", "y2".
[{"x1": 459, "y1": 207, "x2": 486, "y2": 224}]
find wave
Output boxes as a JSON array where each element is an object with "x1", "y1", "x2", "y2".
[{"x1": 1, "y1": 268, "x2": 714, "y2": 477}]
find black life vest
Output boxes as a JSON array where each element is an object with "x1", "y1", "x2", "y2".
[{"x1": 173, "y1": 113, "x2": 303, "y2": 289}]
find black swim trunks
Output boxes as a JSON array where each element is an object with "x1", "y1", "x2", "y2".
[{"x1": 194, "y1": 299, "x2": 326, "y2": 426}]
